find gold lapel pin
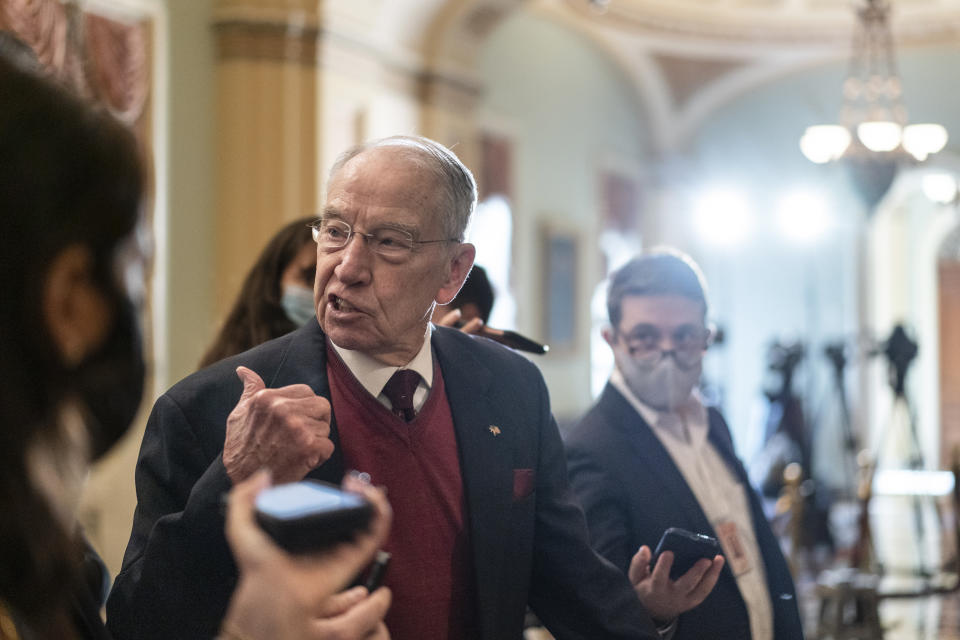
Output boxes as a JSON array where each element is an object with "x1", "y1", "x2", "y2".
[{"x1": 489, "y1": 425, "x2": 501, "y2": 436}]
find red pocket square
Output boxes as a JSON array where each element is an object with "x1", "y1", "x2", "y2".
[{"x1": 513, "y1": 468, "x2": 535, "y2": 501}]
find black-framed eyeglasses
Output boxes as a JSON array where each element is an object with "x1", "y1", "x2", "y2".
[
  {"x1": 618, "y1": 324, "x2": 710, "y2": 368},
  {"x1": 309, "y1": 218, "x2": 458, "y2": 260}
]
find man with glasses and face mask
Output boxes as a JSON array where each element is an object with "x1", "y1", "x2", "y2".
[{"x1": 566, "y1": 249, "x2": 804, "y2": 640}]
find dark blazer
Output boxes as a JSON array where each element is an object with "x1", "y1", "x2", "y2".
[
  {"x1": 566, "y1": 384, "x2": 805, "y2": 640},
  {"x1": 106, "y1": 322, "x2": 657, "y2": 640}
]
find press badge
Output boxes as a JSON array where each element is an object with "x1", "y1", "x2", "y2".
[{"x1": 715, "y1": 521, "x2": 752, "y2": 576}]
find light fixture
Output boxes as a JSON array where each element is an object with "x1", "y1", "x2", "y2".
[
  {"x1": 799, "y1": 0, "x2": 948, "y2": 208},
  {"x1": 903, "y1": 125, "x2": 950, "y2": 162},
  {"x1": 693, "y1": 187, "x2": 752, "y2": 247},
  {"x1": 922, "y1": 173, "x2": 959, "y2": 205},
  {"x1": 777, "y1": 190, "x2": 831, "y2": 243},
  {"x1": 800, "y1": 126, "x2": 851, "y2": 164}
]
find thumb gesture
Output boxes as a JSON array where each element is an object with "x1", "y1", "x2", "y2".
[
  {"x1": 224, "y1": 366, "x2": 334, "y2": 483},
  {"x1": 236, "y1": 366, "x2": 266, "y2": 402}
]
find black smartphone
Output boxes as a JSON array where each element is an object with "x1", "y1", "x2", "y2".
[
  {"x1": 359, "y1": 550, "x2": 391, "y2": 591},
  {"x1": 652, "y1": 527, "x2": 721, "y2": 580},
  {"x1": 487, "y1": 328, "x2": 549, "y2": 355},
  {"x1": 254, "y1": 480, "x2": 374, "y2": 554}
]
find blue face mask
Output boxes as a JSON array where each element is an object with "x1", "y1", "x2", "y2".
[{"x1": 281, "y1": 284, "x2": 317, "y2": 326}]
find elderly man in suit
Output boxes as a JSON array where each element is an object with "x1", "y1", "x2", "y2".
[
  {"x1": 566, "y1": 249, "x2": 805, "y2": 640},
  {"x1": 107, "y1": 136, "x2": 666, "y2": 640}
]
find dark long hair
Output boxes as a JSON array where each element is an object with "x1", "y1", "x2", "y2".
[
  {"x1": 0, "y1": 57, "x2": 143, "y2": 634},
  {"x1": 199, "y1": 217, "x2": 315, "y2": 368}
]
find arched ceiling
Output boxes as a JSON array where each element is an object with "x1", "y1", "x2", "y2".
[
  {"x1": 565, "y1": 0, "x2": 960, "y2": 45},
  {"x1": 303, "y1": 0, "x2": 960, "y2": 150},
  {"x1": 534, "y1": 0, "x2": 960, "y2": 150}
]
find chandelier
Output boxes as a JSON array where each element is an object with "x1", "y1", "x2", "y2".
[{"x1": 799, "y1": 0, "x2": 947, "y2": 206}]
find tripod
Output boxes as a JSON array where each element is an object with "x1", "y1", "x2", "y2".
[
  {"x1": 871, "y1": 324, "x2": 930, "y2": 577},
  {"x1": 824, "y1": 341, "x2": 860, "y2": 499}
]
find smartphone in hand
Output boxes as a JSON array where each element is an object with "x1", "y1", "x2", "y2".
[
  {"x1": 254, "y1": 480, "x2": 374, "y2": 553},
  {"x1": 652, "y1": 527, "x2": 721, "y2": 580}
]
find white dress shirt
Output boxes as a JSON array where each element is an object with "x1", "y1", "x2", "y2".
[
  {"x1": 330, "y1": 325, "x2": 434, "y2": 413},
  {"x1": 610, "y1": 369, "x2": 774, "y2": 640}
]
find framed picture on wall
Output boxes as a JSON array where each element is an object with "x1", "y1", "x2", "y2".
[
  {"x1": 600, "y1": 169, "x2": 640, "y2": 232},
  {"x1": 540, "y1": 222, "x2": 578, "y2": 353}
]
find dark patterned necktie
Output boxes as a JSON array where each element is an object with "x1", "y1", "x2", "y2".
[{"x1": 382, "y1": 369, "x2": 421, "y2": 422}]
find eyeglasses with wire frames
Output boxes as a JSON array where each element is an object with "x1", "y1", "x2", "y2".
[
  {"x1": 310, "y1": 218, "x2": 458, "y2": 260},
  {"x1": 616, "y1": 323, "x2": 711, "y2": 368}
]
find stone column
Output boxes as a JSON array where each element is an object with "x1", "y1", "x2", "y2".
[{"x1": 212, "y1": 0, "x2": 320, "y2": 314}]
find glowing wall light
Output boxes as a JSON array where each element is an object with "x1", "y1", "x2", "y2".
[
  {"x1": 693, "y1": 188, "x2": 752, "y2": 247},
  {"x1": 922, "y1": 173, "x2": 958, "y2": 205},
  {"x1": 776, "y1": 190, "x2": 830, "y2": 243}
]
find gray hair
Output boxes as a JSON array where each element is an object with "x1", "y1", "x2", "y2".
[
  {"x1": 606, "y1": 247, "x2": 709, "y2": 328},
  {"x1": 327, "y1": 135, "x2": 477, "y2": 242}
]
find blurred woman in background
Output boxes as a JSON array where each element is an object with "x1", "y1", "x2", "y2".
[
  {"x1": 0, "y1": 48, "x2": 390, "y2": 640},
  {"x1": 200, "y1": 217, "x2": 317, "y2": 368}
]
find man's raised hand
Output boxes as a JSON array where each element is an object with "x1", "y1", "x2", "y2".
[{"x1": 223, "y1": 366, "x2": 335, "y2": 484}]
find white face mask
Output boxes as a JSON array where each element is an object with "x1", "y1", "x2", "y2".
[
  {"x1": 281, "y1": 284, "x2": 317, "y2": 326},
  {"x1": 614, "y1": 347, "x2": 702, "y2": 412}
]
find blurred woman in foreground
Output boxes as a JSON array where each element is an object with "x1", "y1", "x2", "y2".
[{"x1": 0, "y1": 52, "x2": 390, "y2": 640}]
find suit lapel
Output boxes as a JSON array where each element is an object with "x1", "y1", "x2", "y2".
[
  {"x1": 267, "y1": 321, "x2": 344, "y2": 484},
  {"x1": 705, "y1": 409, "x2": 750, "y2": 486},
  {"x1": 599, "y1": 385, "x2": 715, "y2": 536},
  {"x1": 433, "y1": 329, "x2": 512, "y2": 634}
]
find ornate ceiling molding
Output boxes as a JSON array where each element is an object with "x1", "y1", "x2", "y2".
[
  {"x1": 563, "y1": 0, "x2": 960, "y2": 47},
  {"x1": 652, "y1": 53, "x2": 749, "y2": 110},
  {"x1": 531, "y1": 1, "x2": 836, "y2": 152}
]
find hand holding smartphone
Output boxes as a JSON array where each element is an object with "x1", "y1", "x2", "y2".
[
  {"x1": 254, "y1": 480, "x2": 374, "y2": 554},
  {"x1": 652, "y1": 527, "x2": 721, "y2": 580},
  {"x1": 223, "y1": 472, "x2": 393, "y2": 640}
]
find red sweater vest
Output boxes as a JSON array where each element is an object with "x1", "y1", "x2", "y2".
[{"x1": 326, "y1": 343, "x2": 478, "y2": 640}]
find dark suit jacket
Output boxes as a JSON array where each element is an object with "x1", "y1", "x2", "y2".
[
  {"x1": 106, "y1": 322, "x2": 657, "y2": 640},
  {"x1": 566, "y1": 384, "x2": 804, "y2": 640}
]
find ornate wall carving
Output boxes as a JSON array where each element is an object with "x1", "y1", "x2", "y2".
[{"x1": 0, "y1": 0, "x2": 150, "y2": 125}]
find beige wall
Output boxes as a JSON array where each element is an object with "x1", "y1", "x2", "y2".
[
  {"x1": 165, "y1": 0, "x2": 217, "y2": 382},
  {"x1": 81, "y1": 0, "x2": 218, "y2": 577}
]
